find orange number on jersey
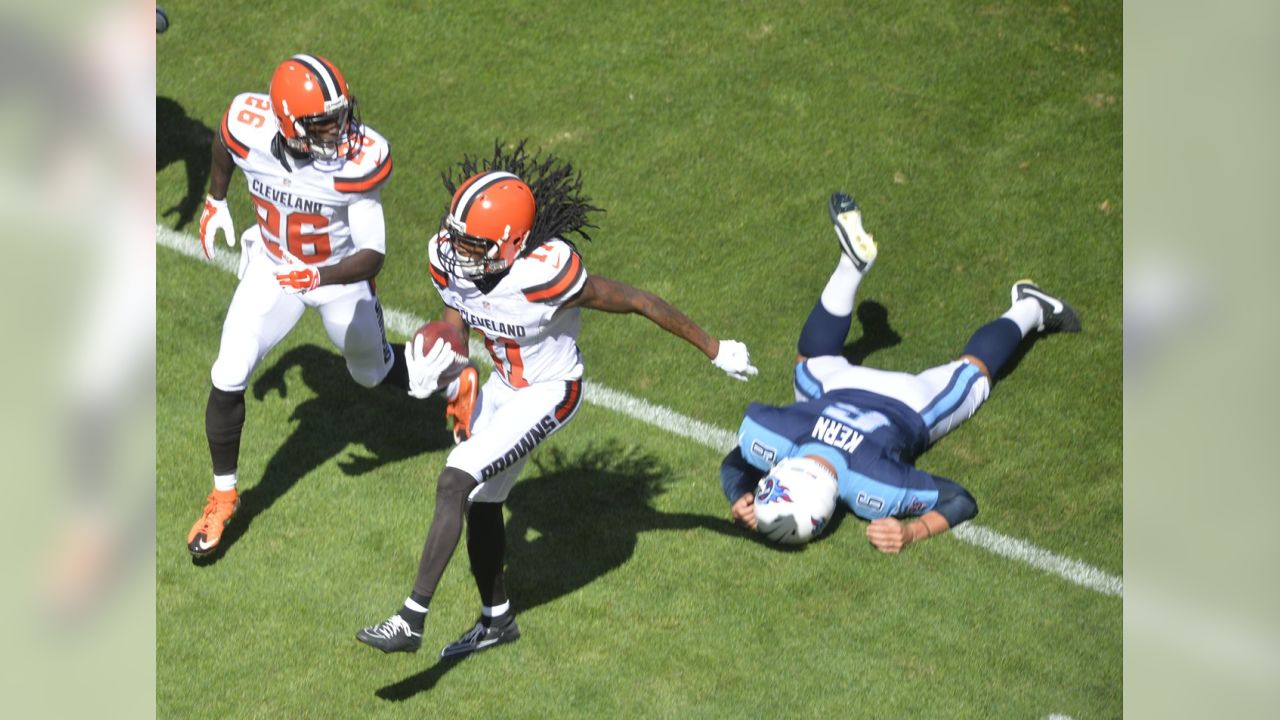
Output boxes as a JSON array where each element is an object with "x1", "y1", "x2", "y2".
[
  {"x1": 340, "y1": 134, "x2": 377, "y2": 164},
  {"x1": 245, "y1": 96, "x2": 270, "y2": 111},
  {"x1": 484, "y1": 337, "x2": 527, "y2": 388},
  {"x1": 236, "y1": 109, "x2": 266, "y2": 128},
  {"x1": 285, "y1": 212, "x2": 333, "y2": 263},
  {"x1": 527, "y1": 243, "x2": 557, "y2": 263},
  {"x1": 250, "y1": 198, "x2": 333, "y2": 264},
  {"x1": 251, "y1": 195, "x2": 280, "y2": 241}
]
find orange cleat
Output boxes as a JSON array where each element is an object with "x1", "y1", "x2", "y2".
[
  {"x1": 187, "y1": 488, "x2": 240, "y2": 557},
  {"x1": 446, "y1": 366, "x2": 479, "y2": 444}
]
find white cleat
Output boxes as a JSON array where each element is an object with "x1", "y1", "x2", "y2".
[{"x1": 828, "y1": 192, "x2": 877, "y2": 271}]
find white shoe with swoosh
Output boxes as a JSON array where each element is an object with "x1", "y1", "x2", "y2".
[
  {"x1": 829, "y1": 192, "x2": 877, "y2": 272},
  {"x1": 1012, "y1": 280, "x2": 1081, "y2": 333}
]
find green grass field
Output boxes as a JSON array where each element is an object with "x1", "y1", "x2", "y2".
[{"x1": 157, "y1": 1, "x2": 1122, "y2": 717}]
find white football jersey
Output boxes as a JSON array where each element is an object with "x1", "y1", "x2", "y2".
[
  {"x1": 428, "y1": 234, "x2": 588, "y2": 388},
  {"x1": 220, "y1": 92, "x2": 393, "y2": 267}
]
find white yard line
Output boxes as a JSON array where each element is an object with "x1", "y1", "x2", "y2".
[{"x1": 157, "y1": 224, "x2": 1123, "y2": 598}]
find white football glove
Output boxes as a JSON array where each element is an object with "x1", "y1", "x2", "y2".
[
  {"x1": 712, "y1": 339, "x2": 758, "y2": 382},
  {"x1": 406, "y1": 335, "x2": 460, "y2": 399},
  {"x1": 199, "y1": 195, "x2": 236, "y2": 260}
]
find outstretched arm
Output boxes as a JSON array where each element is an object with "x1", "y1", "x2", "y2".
[
  {"x1": 566, "y1": 274, "x2": 757, "y2": 380},
  {"x1": 566, "y1": 274, "x2": 719, "y2": 358}
]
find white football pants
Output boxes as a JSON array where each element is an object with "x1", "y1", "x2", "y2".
[
  {"x1": 209, "y1": 246, "x2": 393, "y2": 393},
  {"x1": 797, "y1": 356, "x2": 991, "y2": 445},
  {"x1": 447, "y1": 374, "x2": 584, "y2": 503}
]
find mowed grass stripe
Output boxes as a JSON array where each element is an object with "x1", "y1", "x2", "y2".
[{"x1": 156, "y1": 224, "x2": 1122, "y2": 598}]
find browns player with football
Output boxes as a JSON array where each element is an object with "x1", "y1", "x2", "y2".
[
  {"x1": 357, "y1": 141, "x2": 757, "y2": 658},
  {"x1": 186, "y1": 55, "x2": 407, "y2": 558}
]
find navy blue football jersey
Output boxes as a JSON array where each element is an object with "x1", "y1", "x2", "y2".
[{"x1": 722, "y1": 389, "x2": 948, "y2": 520}]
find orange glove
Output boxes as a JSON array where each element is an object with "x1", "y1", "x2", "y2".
[{"x1": 275, "y1": 262, "x2": 320, "y2": 294}]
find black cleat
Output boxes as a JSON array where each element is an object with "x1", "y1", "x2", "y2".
[
  {"x1": 828, "y1": 192, "x2": 877, "y2": 271},
  {"x1": 356, "y1": 614, "x2": 422, "y2": 653},
  {"x1": 1011, "y1": 280, "x2": 1082, "y2": 334},
  {"x1": 439, "y1": 614, "x2": 521, "y2": 659}
]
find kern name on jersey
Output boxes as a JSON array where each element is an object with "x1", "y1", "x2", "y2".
[
  {"x1": 220, "y1": 92, "x2": 393, "y2": 267},
  {"x1": 736, "y1": 391, "x2": 943, "y2": 520},
  {"x1": 428, "y1": 235, "x2": 587, "y2": 389}
]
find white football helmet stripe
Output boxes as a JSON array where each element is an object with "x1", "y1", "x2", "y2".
[{"x1": 291, "y1": 54, "x2": 341, "y2": 103}]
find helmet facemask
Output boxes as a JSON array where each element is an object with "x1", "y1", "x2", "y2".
[
  {"x1": 283, "y1": 96, "x2": 361, "y2": 162},
  {"x1": 438, "y1": 214, "x2": 523, "y2": 279}
]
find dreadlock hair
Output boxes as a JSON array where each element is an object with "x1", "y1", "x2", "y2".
[{"x1": 442, "y1": 139, "x2": 604, "y2": 257}]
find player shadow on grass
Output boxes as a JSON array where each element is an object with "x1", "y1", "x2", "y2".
[
  {"x1": 375, "y1": 442, "x2": 738, "y2": 702},
  {"x1": 157, "y1": 96, "x2": 214, "y2": 231},
  {"x1": 840, "y1": 300, "x2": 900, "y2": 365},
  {"x1": 193, "y1": 344, "x2": 452, "y2": 565}
]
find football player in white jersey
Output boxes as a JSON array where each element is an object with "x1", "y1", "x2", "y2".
[
  {"x1": 186, "y1": 55, "x2": 406, "y2": 558},
  {"x1": 357, "y1": 142, "x2": 757, "y2": 657}
]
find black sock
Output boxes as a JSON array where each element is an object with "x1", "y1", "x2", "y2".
[
  {"x1": 205, "y1": 386, "x2": 246, "y2": 476},
  {"x1": 397, "y1": 591, "x2": 431, "y2": 631},
  {"x1": 467, "y1": 502, "x2": 508, "y2": 611}
]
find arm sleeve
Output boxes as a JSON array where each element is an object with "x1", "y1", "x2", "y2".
[
  {"x1": 720, "y1": 448, "x2": 764, "y2": 503},
  {"x1": 348, "y1": 192, "x2": 386, "y2": 255},
  {"x1": 931, "y1": 476, "x2": 978, "y2": 528}
]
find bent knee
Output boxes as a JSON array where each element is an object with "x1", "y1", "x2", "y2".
[
  {"x1": 210, "y1": 355, "x2": 254, "y2": 393},
  {"x1": 346, "y1": 356, "x2": 391, "y2": 388},
  {"x1": 437, "y1": 466, "x2": 478, "y2": 498}
]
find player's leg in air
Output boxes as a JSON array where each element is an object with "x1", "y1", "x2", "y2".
[
  {"x1": 792, "y1": 192, "x2": 1081, "y2": 445},
  {"x1": 791, "y1": 191, "x2": 879, "y2": 401}
]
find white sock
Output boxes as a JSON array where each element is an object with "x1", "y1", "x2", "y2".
[
  {"x1": 213, "y1": 473, "x2": 237, "y2": 492},
  {"x1": 403, "y1": 596, "x2": 429, "y2": 613},
  {"x1": 1002, "y1": 298, "x2": 1043, "y2": 337},
  {"x1": 482, "y1": 601, "x2": 511, "y2": 618},
  {"x1": 819, "y1": 255, "x2": 862, "y2": 317}
]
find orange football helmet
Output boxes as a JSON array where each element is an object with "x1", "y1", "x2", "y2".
[
  {"x1": 268, "y1": 54, "x2": 360, "y2": 161},
  {"x1": 439, "y1": 171, "x2": 536, "y2": 278}
]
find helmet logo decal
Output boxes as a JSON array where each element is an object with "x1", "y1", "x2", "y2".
[{"x1": 755, "y1": 478, "x2": 793, "y2": 505}]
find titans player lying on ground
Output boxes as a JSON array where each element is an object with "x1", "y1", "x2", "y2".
[{"x1": 721, "y1": 192, "x2": 1081, "y2": 553}]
